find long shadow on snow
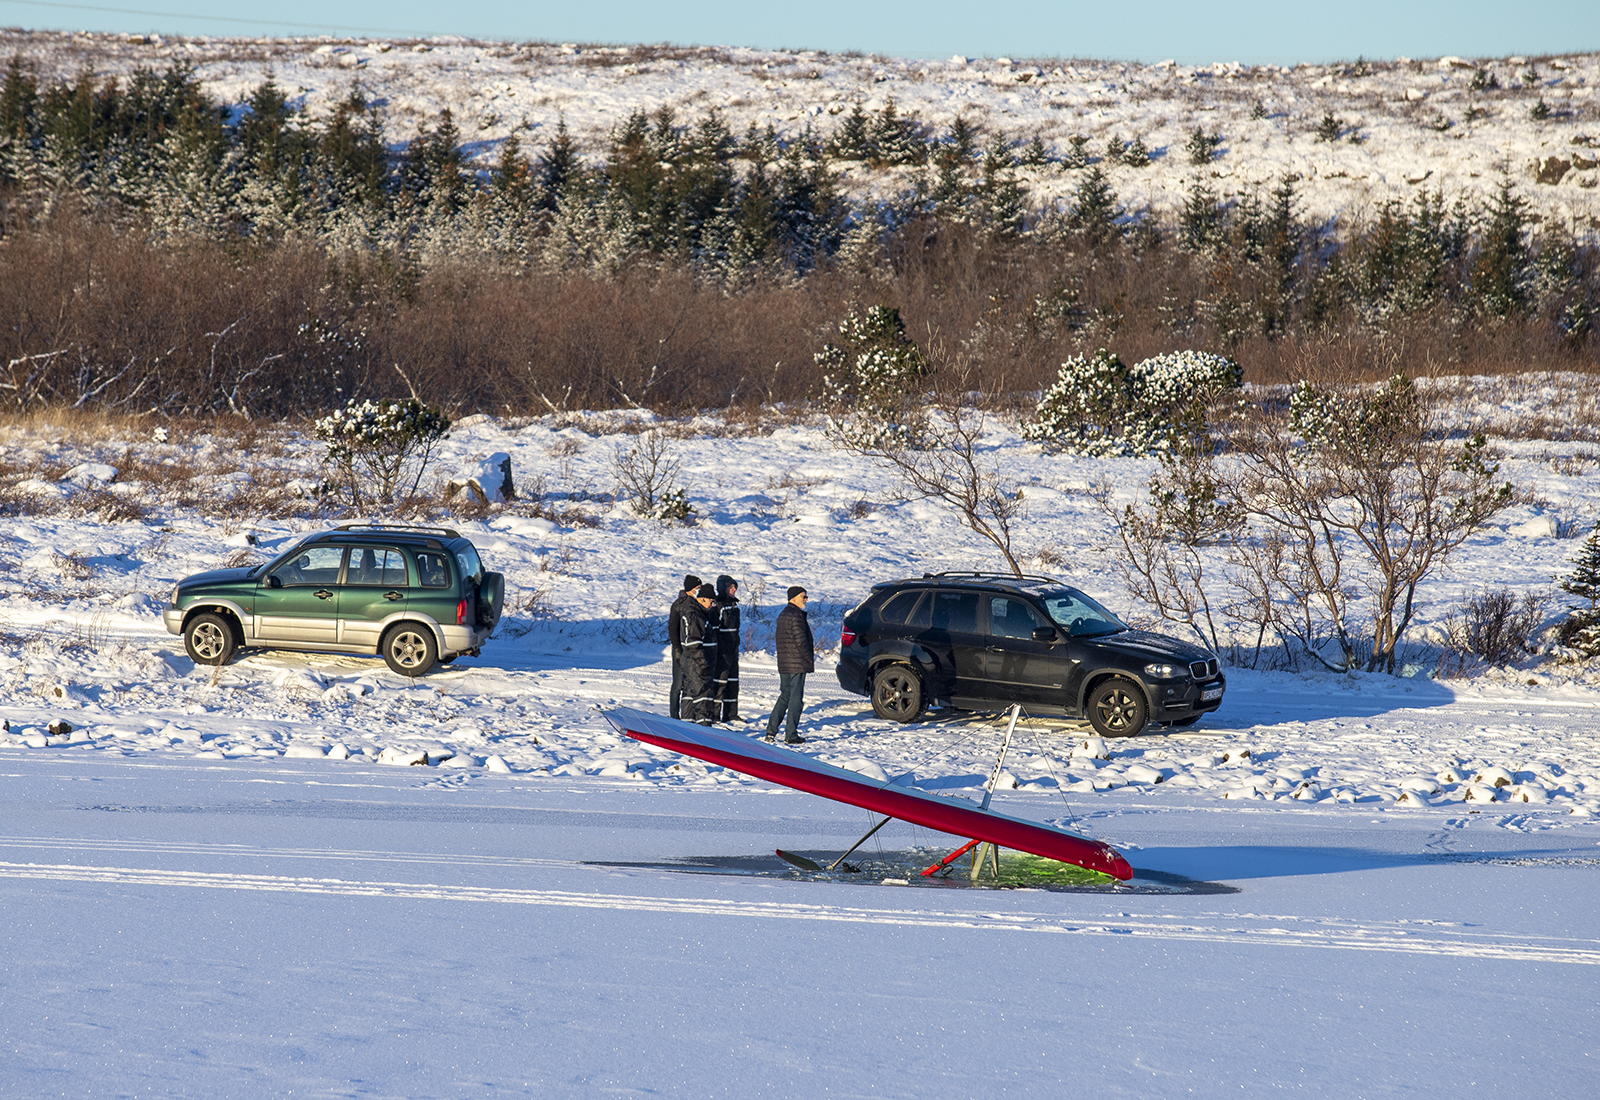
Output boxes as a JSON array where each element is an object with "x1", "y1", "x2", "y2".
[{"x1": 1132, "y1": 841, "x2": 1600, "y2": 882}]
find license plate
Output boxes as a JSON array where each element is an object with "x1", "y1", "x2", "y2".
[{"x1": 1200, "y1": 685, "x2": 1223, "y2": 701}]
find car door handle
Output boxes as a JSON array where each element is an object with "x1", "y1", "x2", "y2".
[
  {"x1": 383, "y1": 591, "x2": 404, "y2": 601},
  {"x1": 315, "y1": 589, "x2": 334, "y2": 600}
]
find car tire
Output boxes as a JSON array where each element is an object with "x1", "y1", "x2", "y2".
[
  {"x1": 1086, "y1": 677, "x2": 1148, "y2": 737},
  {"x1": 871, "y1": 665, "x2": 927, "y2": 723},
  {"x1": 184, "y1": 612, "x2": 236, "y2": 666},
  {"x1": 381, "y1": 623, "x2": 438, "y2": 677}
]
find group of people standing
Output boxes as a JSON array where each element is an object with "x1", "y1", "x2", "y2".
[{"x1": 668, "y1": 574, "x2": 814, "y2": 745}]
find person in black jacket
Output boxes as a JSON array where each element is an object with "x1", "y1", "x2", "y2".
[
  {"x1": 667, "y1": 574, "x2": 702, "y2": 719},
  {"x1": 680, "y1": 584, "x2": 719, "y2": 725},
  {"x1": 765, "y1": 586, "x2": 815, "y2": 744},
  {"x1": 712, "y1": 574, "x2": 742, "y2": 723}
]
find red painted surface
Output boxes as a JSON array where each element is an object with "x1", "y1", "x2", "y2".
[{"x1": 604, "y1": 707, "x2": 1133, "y2": 881}]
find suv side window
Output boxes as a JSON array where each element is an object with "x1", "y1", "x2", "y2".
[
  {"x1": 272, "y1": 545, "x2": 345, "y2": 586},
  {"x1": 415, "y1": 551, "x2": 452, "y2": 589},
  {"x1": 877, "y1": 591, "x2": 923, "y2": 626},
  {"x1": 987, "y1": 596, "x2": 1047, "y2": 639},
  {"x1": 928, "y1": 590, "x2": 980, "y2": 633},
  {"x1": 346, "y1": 546, "x2": 409, "y2": 587}
]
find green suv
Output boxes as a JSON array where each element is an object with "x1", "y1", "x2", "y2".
[{"x1": 163, "y1": 523, "x2": 504, "y2": 676}]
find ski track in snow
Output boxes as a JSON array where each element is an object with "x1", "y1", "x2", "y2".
[{"x1": 6, "y1": 857, "x2": 1597, "y2": 965}]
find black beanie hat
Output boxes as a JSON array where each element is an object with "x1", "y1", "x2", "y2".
[
  {"x1": 696, "y1": 584, "x2": 716, "y2": 600},
  {"x1": 683, "y1": 574, "x2": 702, "y2": 593},
  {"x1": 787, "y1": 585, "x2": 807, "y2": 600}
]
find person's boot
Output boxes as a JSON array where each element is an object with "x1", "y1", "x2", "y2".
[{"x1": 783, "y1": 734, "x2": 806, "y2": 744}]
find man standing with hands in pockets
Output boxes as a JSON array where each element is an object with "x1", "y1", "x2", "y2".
[{"x1": 765, "y1": 586, "x2": 814, "y2": 745}]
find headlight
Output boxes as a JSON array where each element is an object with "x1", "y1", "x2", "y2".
[
  {"x1": 1144, "y1": 662, "x2": 1180, "y2": 679},
  {"x1": 169, "y1": 582, "x2": 181, "y2": 604}
]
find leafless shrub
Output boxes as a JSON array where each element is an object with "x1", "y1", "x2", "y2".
[
  {"x1": 612, "y1": 431, "x2": 690, "y2": 519},
  {"x1": 1439, "y1": 589, "x2": 1548, "y2": 674},
  {"x1": 51, "y1": 549, "x2": 94, "y2": 581},
  {"x1": 70, "y1": 486, "x2": 146, "y2": 523}
]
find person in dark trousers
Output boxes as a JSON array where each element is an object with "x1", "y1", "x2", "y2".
[
  {"x1": 667, "y1": 574, "x2": 702, "y2": 720},
  {"x1": 712, "y1": 574, "x2": 742, "y2": 723},
  {"x1": 680, "y1": 584, "x2": 719, "y2": 725},
  {"x1": 766, "y1": 586, "x2": 814, "y2": 744}
]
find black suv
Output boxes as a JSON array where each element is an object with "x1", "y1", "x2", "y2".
[{"x1": 836, "y1": 573, "x2": 1224, "y2": 736}]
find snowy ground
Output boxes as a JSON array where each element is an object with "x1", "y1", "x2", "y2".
[
  {"x1": 3, "y1": 28, "x2": 1597, "y2": 228},
  {"x1": 3, "y1": 394, "x2": 1600, "y2": 1093}
]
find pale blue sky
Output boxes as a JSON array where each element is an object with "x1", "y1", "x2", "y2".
[{"x1": 1, "y1": 0, "x2": 1596, "y2": 65}]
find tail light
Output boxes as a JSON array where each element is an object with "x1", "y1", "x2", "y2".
[
  {"x1": 456, "y1": 598, "x2": 468, "y2": 625},
  {"x1": 840, "y1": 627, "x2": 857, "y2": 647}
]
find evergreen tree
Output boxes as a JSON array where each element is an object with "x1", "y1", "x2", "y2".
[
  {"x1": 1561, "y1": 522, "x2": 1600, "y2": 610},
  {"x1": 827, "y1": 103, "x2": 874, "y2": 161},
  {"x1": 1068, "y1": 164, "x2": 1118, "y2": 245},
  {"x1": 1019, "y1": 135, "x2": 1048, "y2": 167},
  {"x1": 1185, "y1": 126, "x2": 1220, "y2": 165},
  {"x1": 978, "y1": 134, "x2": 1025, "y2": 238},
  {"x1": 313, "y1": 84, "x2": 388, "y2": 215},
  {"x1": 0, "y1": 55, "x2": 41, "y2": 185},
  {"x1": 929, "y1": 116, "x2": 978, "y2": 210},
  {"x1": 1062, "y1": 134, "x2": 1090, "y2": 169},
  {"x1": 872, "y1": 98, "x2": 925, "y2": 165},
  {"x1": 1474, "y1": 176, "x2": 1531, "y2": 317},
  {"x1": 1123, "y1": 136, "x2": 1150, "y2": 168},
  {"x1": 399, "y1": 109, "x2": 467, "y2": 216},
  {"x1": 533, "y1": 117, "x2": 575, "y2": 214},
  {"x1": 772, "y1": 140, "x2": 843, "y2": 273},
  {"x1": 1178, "y1": 177, "x2": 1223, "y2": 254},
  {"x1": 1558, "y1": 521, "x2": 1600, "y2": 656},
  {"x1": 1103, "y1": 134, "x2": 1127, "y2": 164}
]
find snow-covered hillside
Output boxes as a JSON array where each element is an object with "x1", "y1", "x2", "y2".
[{"x1": 4, "y1": 28, "x2": 1598, "y2": 227}]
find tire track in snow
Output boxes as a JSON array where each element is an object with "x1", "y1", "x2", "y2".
[{"x1": 3, "y1": 859, "x2": 1598, "y2": 965}]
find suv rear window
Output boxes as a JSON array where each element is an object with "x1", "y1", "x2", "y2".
[
  {"x1": 416, "y1": 551, "x2": 452, "y2": 589},
  {"x1": 877, "y1": 591, "x2": 923, "y2": 625},
  {"x1": 455, "y1": 545, "x2": 484, "y2": 586}
]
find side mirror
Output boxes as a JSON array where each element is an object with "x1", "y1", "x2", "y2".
[
  {"x1": 1032, "y1": 626, "x2": 1058, "y2": 643},
  {"x1": 266, "y1": 574, "x2": 283, "y2": 589}
]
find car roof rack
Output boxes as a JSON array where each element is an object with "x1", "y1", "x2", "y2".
[
  {"x1": 920, "y1": 571, "x2": 1060, "y2": 584},
  {"x1": 333, "y1": 521, "x2": 462, "y2": 539}
]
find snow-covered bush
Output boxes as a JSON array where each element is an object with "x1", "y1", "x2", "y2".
[
  {"x1": 1023, "y1": 348, "x2": 1241, "y2": 456},
  {"x1": 313, "y1": 398, "x2": 451, "y2": 511},
  {"x1": 816, "y1": 305, "x2": 930, "y2": 450}
]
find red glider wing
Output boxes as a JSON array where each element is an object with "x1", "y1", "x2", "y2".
[{"x1": 602, "y1": 707, "x2": 1132, "y2": 881}]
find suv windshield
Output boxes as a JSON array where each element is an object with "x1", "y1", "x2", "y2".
[{"x1": 1038, "y1": 587, "x2": 1127, "y2": 638}]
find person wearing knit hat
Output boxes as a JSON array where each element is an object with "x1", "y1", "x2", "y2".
[
  {"x1": 712, "y1": 575, "x2": 743, "y2": 723},
  {"x1": 765, "y1": 585, "x2": 814, "y2": 744},
  {"x1": 667, "y1": 574, "x2": 703, "y2": 719},
  {"x1": 680, "y1": 584, "x2": 719, "y2": 724}
]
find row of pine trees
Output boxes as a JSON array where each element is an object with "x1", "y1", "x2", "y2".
[{"x1": 0, "y1": 58, "x2": 1594, "y2": 346}]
